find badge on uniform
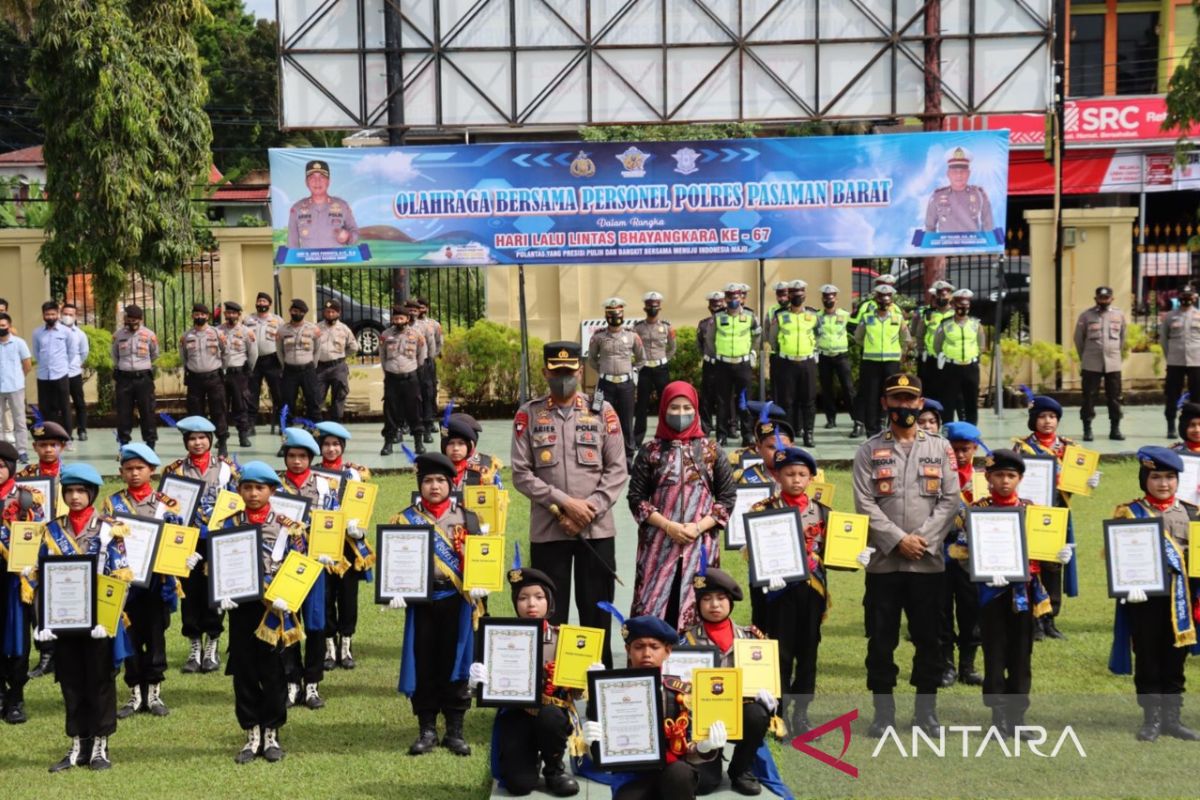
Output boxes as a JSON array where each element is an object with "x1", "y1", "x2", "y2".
[
  {"x1": 513, "y1": 411, "x2": 528, "y2": 435},
  {"x1": 924, "y1": 478, "x2": 941, "y2": 493},
  {"x1": 540, "y1": 450, "x2": 552, "y2": 463},
  {"x1": 876, "y1": 479, "x2": 894, "y2": 496},
  {"x1": 592, "y1": 390, "x2": 605, "y2": 413}
]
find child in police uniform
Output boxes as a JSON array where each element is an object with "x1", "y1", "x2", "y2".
[
  {"x1": 948, "y1": 449, "x2": 1072, "y2": 737},
  {"x1": 730, "y1": 401, "x2": 792, "y2": 485},
  {"x1": 442, "y1": 411, "x2": 504, "y2": 490},
  {"x1": 1108, "y1": 447, "x2": 1200, "y2": 742},
  {"x1": 1172, "y1": 402, "x2": 1200, "y2": 456},
  {"x1": 389, "y1": 452, "x2": 487, "y2": 757},
  {"x1": 940, "y1": 421, "x2": 988, "y2": 688},
  {"x1": 916, "y1": 398, "x2": 943, "y2": 434},
  {"x1": 17, "y1": 421, "x2": 66, "y2": 682}
]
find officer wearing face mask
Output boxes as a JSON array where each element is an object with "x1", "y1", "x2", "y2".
[
  {"x1": 912, "y1": 280, "x2": 955, "y2": 401},
  {"x1": 714, "y1": 282, "x2": 762, "y2": 447},
  {"x1": 180, "y1": 303, "x2": 229, "y2": 456},
  {"x1": 697, "y1": 291, "x2": 725, "y2": 434},
  {"x1": 766, "y1": 281, "x2": 792, "y2": 400},
  {"x1": 510, "y1": 341, "x2": 627, "y2": 668},
  {"x1": 632, "y1": 291, "x2": 676, "y2": 446},
  {"x1": 587, "y1": 298, "x2": 645, "y2": 464},
  {"x1": 277, "y1": 298, "x2": 324, "y2": 427},
  {"x1": 246, "y1": 292, "x2": 284, "y2": 435},
  {"x1": 816, "y1": 285, "x2": 859, "y2": 436},
  {"x1": 379, "y1": 305, "x2": 427, "y2": 457},
  {"x1": 1163, "y1": 284, "x2": 1200, "y2": 439},
  {"x1": 60, "y1": 303, "x2": 89, "y2": 441},
  {"x1": 112, "y1": 305, "x2": 159, "y2": 448},
  {"x1": 854, "y1": 284, "x2": 912, "y2": 436},
  {"x1": 933, "y1": 289, "x2": 985, "y2": 424},
  {"x1": 771, "y1": 279, "x2": 819, "y2": 447}
]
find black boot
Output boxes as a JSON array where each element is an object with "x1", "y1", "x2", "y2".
[
  {"x1": 850, "y1": 422, "x2": 864, "y2": 438},
  {"x1": 238, "y1": 432, "x2": 253, "y2": 447},
  {"x1": 912, "y1": 693, "x2": 940, "y2": 736},
  {"x1": 1042, "y1": 616, "x2": 1067, "y2": 640},
  {"x1": 423, "y1": 430, "x2": 433, "y2": 444},
  {"x1": 958, "y1": 649, "x2": 983, "y2": 686},
  {"x1": 218, "y1": 437, "x2": 229, "y2": 458},
  {"x1": 991, "y1": 706, "x2": 1012, "y2": 739},
  {"x1": 1161, "y1": 696, "x2": 1200, "y2": 741},
  {"x1": 441, "y1": 712, "x2": 471, "y2": 756},
  {"x1": 380, "y1": 441, "x2": 393, "y2": 457},
  {"x1": 1082, "y1": 420, "x2": 1094, "y2": 442},
  {"x1": 543, "y1": 755, "x2": 579, "y2": 797},
  {"x1": 1109, "y1": 421, "x2": 1125, "y2": 441},
  {"x1": 939, "y1": 653, "x2": 957, "y2": 688},
  {"x1": 28, "y1": 650, "x2": 53, "y2": 679},
  {"x1": 49, "y1": 737, "x2": 83, "y2": 773},
  {"x1": 824, "y1": 418, "x2": 837, "y2": 429},
  {"x1": 414, "y1": 440, "x2": 426, "y2": 455},
  {"x1": 1033, "y1": 618, "x2": 1046, "y2": 642},
  {"x1": 1168, "y1": 420, "x2": 1178, "y2": 440},
  {"x1": 867, "y1": 694, "x2": 895, "y2": 738},
  {"x1": 3, "y1": 701, "x2": 26, "y2": 724},
  {"x1": 803, "y1": 430, "x2": 815, "y2": 448},
  {"x1": 408, "y1": 716, "x2": 439, "y2": 755},
  {"x1": 1137, "y1": 698, "x2": 1162, "y2": 742},
  {"x1": 77, "y1": 430, "x2": 88, "y2": 442},
  {"x1": 790, "y1": 697, "x2": 812, "y2": 735}
]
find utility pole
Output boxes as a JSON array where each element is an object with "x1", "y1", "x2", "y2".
[
  {"x1": 922, "y1": 0, "x2": 946, "y2": 293},
  {"x1": 384, "y1": 0, "x2": 410, "y2": 304},
  {"x1": 1052, "y1": 0, "x2": 1066, "y2": 389}
]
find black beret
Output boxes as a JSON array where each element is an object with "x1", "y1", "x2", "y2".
[
  {"x1": 984, "y1": 448, "x2": 1025, "y2": 475},
  {"x1": 622, "y1": 615, "x2": 678, "y2": 645},
  {"x1": 123, "y1": 305, "x2": 143, "y2": 318},
  {"x1": 415, "y1": 452, "x2": 456, "y2": 482},
  {"x1": 31, "y1": 420, "x2": 70, "y2": 442},
  {"x1": 192, "y1": 302, "x2": 210, "y2": 315},
  {"x1": 290, "y1": 298, "x2": 308, "y2": 313},
  {"x1": 223, "y1": 301, "x2": 242, "y2": 312},
  {"x1": 441, "y1": 415, "x2": 478, "y2": 445},
  {"x1": 508, "y1": 566, "x2": 557, "y2": 606},
  {"x1": 1179, "y1": 402, "x2": 1200, "y2": 436},
  {"x1": 324, "y1": 299, "x2": 341, "y2": 312},
  {"x1": 391, "y1": 305, "x2": 410, "y2": 317},
  {"x1": 692, "y1": 567, "x2": 743, "y2": 602},
  {"x1": 256, "y1": 292, "x2": 272, "y2": 302}
]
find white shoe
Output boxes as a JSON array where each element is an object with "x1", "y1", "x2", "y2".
[
  {"x1": 261, "y1": 727, "x2": 284, "y2": 762},
  {"x1": 117, "y1": 686, "x2": 142, "y2": 719},
  {"x1": 146, "y1": 683, "x2": 169, "y2": 716},
  {"x1": 287, "y1": 683, "x2": 299, "y2": 708},
  {"x1": 235, "y1": 726, "x2": 260, "y2": 764},
  {"x1": 201, "y1": 637, "x2": 220, "y2": 672}
]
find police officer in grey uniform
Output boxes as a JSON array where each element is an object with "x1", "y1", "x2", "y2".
[
  {"x1": 587, "y1": 298, "x2": 645, "y2": 463},
  {"x1": 409, "y1": 298, "x2": 444, "y2": 444},
  {"x1": 1073, "y1": 286, "x2": 1127, "y2": 441},
  {"x1": 1163, "y1": 284, "x2": 1200, "y2": 438},
  {"x1": 181, "y1": 303, "x2": 229, "y2": 454},
  {"x1": 219, "y1": 301, "x2": 257, "y2": 447},
  {"x1": 852, "y1": 373, "x2": 960, "y2": 737},
  {"x1": 632, "y1": 291, "x2": 676, "y2": 445},
  {"x1": 113, "y1": 304, "x2": 159, "y2": 447},
  {"x1": 379, "y1": 304, "x2": 427, "y2": 457},
  {"x1": 315, "y1": 299, "x2": 359, "y2": 423},
  {"x1": 510, "y1": 341, "x2": 628, "y2": 668},
  {"x1": 697, "y1": 291, "x2": 724, "y2": 435},
  {"x1": 248, "y1": 292, "x2": 284, "y2": 434},
  {"x1": 923, "y1": 147, "x2": 995, "y2": 234},
  {"x1": 286, "y1": 160, "x2": 360, "y2": 249},
  {"x1": 277, "y1": 299, "x2": 323, "y2": 423}
]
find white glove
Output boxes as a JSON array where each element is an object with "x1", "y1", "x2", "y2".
[
  {"x1": 763, "y1": 576, "x2": 787, "y2": 594},
  {"x1": 937, "y1": 353, "x2": 946, "y2": 369},
  {"x1": 34, "y1": 628, "x2": 57, "y2": 643},
  {"x1": 1124, "y1": 588, "x2": 1148, "y2": 604},
  {"x1": 90, "y1": 624, "x2": 109, "y2": 639},
  {"x1": 20, "y1": 565, "x2": 33, "y2": 579},
  {"x1": 316, "y1": 554, "x2": 336, "y2": 567},
  {"x1": 347, "y1": 519, "x2": 365, "y2": 540},
  {"x1": 697, "y1": 720, "x2": 727, "y2": 754},
  {"x1": 987, "y1": 575, "x2": 1009, "y2": 588},
  {"x1": 388, "y1": 595, "x2": 407, "y2": 610},
  {"x1": 272, "y1": 597, "x2": 290, "y2": 613},
  {"x1": 856, "y1": 547, "x2": 876, "y2": 568},
  {"x1": 219, "y1": 598, "x2": 239, "y2": 611},
  {"x1": 185, "y1": 552, "x2": 203, "y2": 570},
  {"x1": 587, "y1": 661, "x2": 606, "y2": 673},
  {"x1": 755, "y1": 687, "x2": 778, "y2": 714},
  {"x1": 1056, "y1": 545, "x2": 1075, "y2": 565},
  {"x1": 468, "y1": 661, "x2": 487, "y2": 690},
  {"x1": 583, "y1": 721, "x2": 603, "y2": 747},
  {"x1": 469, "y1": 587, "x2": 490, "y2": 601},
  {"x1": 1087, "y1": 471, "x2": 1102, "y2": 489}
]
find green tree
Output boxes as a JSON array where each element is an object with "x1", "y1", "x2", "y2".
[
  {"x1": 1165, "y1": 1, "x2": 1200, "y2": 249},
  {"x1": 30, "y1": 0, "x2": 213, "y2": 327}
]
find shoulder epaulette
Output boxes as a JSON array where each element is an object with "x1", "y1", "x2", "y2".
[{"x1": 662, "y1": 676, "x2": 690, "y2": 694}]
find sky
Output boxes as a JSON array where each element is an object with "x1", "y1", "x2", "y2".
[{"x1": 245, "y1": 0, "x2": 274, "y2": 19}]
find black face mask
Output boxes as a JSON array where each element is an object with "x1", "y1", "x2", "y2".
[
  {"x1": 126, "y1": 322, "x2": 140, "y2": 331},
  {"x1": 935, "y1": 295, "x2": 950, "y2": 307},
  {"x1": 822, "y1": 298, "x2": 836, "y2": 309},
  {"x1": 193, "y1": 317, "x2": 207, "y2": 327},
  {"x1": 43, "y1": 318, "x2": 56, "y2": 328},
  {"x1": 1183, "y1": 296, "x2": 1195, "y2": 307},
  {"x1": 256, "y1": 305, "x2": 270, "y2": 313},
  {"x1": 644, "y1": 306, "x2": 659, "y2": 317},
  {"x1": 0, "y1": 328, "x2": 8, "y2": 338},
  {"x1": 224, "y1": 315, "x2": 237, "y2": 326},
  {"x1": 954, "y1": 305, "x2": 969, "y2": 316},
  {"x1": 777, "y1": 297, "x2": 790, "y2": 308},
  {"x1": 290, "y1": 312, "x2": 304, "y2": 322},
  {"x1": 888, "y1": 405, "x2": 918, "y2": 429},
  {"x1": 790, "y1": 294, "x2": 805, "y2": 307},
  {"x1": 394, "y1": 319, "x2": 408, "y2": 329},
  {"x1": 606, "y1": 314, "x2": 623, "y2": 326}
]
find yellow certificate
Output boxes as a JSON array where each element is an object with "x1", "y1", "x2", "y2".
[
  {"x1": 153, "y1": 524, "x2": 200, "y2": 578},
  {"x1": 308, "y1": 510, "x2": 346, "y2": 562},
  {"x1": 1025, "y1": 505, "x2": 1069, "y2": 562},
  {"x1": 806, "y1": 481, "x2": 836, "y2": 507},
  {"x1": 971, "y1": 470, "x2": 989, "y2": 500},
  {"x1": 96, "y1": 574, "x2": 129, "y2": 635},
  {"x1": 463, "y1": 535, "x2": 506, "y2": 592},
  {"x1": 263, "y1": 551, "x2": 322, "y2": 612},
  {"x1": 1190, "y1": 524, "x2": 1200, "y2": 579},
  {"x1": 340, "y1": 481, "x2": 379, "y2": 525},
  {"x1": 463, "y1": 485, "x2": 511, "y2": 535},
  {"x1": 208, "y1": 490, "x2": 245, "y2": 528},
  {"x1": 822, "y1": 511, "x2": 869, "y2": 570},
  {"x1": 552, "y1": 624, "x2": 606, "y2": 689},
  {"x1": 1059, "y1": 445, "x2": 1100, "y2": 496},
  {"x1": 691, "y1": 668, "x2": 743, "y2": 741},
  {"x1": 7, "y1": 522, "x2": 44, "y2": 572},
  {"x1": 733, "y1": 639, "x2": 780, "y2": 698}
]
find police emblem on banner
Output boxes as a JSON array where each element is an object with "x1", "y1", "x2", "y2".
[
  {"x1": 616, "y1": 146, "x2": 650, "y2": 178},
  {"x1": 672, "y1": 147, "x2": 700, "y2": 175},
  {"x1": 569, "y1": 151, "x2": 595, "y2": 178}
]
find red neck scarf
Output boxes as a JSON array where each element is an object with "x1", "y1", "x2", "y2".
[
  {"x1": 1034, "y1": 432, "x2": 1058, "y2": 449},
  {"x1": 653, "y1": 381, "x2": 706, "y2": 441},
  {"x1": 189, "y1": 452, "x2": 212, "y2": 474},
  {"x1": 285, "y1": 469, "x2": 310, "y2": 489},
  {"x1": 246, "y1": 505, "x2": 271, "y2": 525},
  {"x1": 69, "y1": 506, "x2": 94, "y2": 533},
  {"x1": 990, "y1": 491, "x2": 1020, "y2": 506},
  {"x1": 422, "y1": 497, "x2": 451, "y2": 519},
  {"x1": 128, "y1": 482, "x2": 154, "y2": 503},
  {"x1": 1144, "y1": 494, "x2": 1176, "y2": 513},
  {"x1": 321, "y1": 458, "x2": 343, "y2": 472},
  {"x1": 1186, "y1": 441, "x2": 1200, "y2": 453},
  {"x1": 39, "y1": 460, "x2": 61, "y2": 477},
  {"x1": 0, "y1": 479, "x2": 12, "y2": 498},
  {"x1": 781, "y1": 491, "x2": 809, "y2": 511},
  {"x1": 702, "y1": 617, "x2": 734, "y2": 652},
  {"x1": 957, "y1": 464, "x2": 973, "y2": 490}
]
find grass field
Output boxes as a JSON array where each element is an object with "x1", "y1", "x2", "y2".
[{"x1": 4, "y1": 461, "x2": 1198, "y2": 798}]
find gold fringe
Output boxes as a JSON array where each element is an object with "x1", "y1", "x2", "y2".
[
  {"x1": 769, "y1": 714, "x2": 787, "y2": 740},
  {"x1": 19, "y1": 575, "x2": 34, "y2": 605},
  {"x1": 1032, "y1": 597, "x2": 1053, "y2": 618},
  {"x1": 110, "y1": 567, "x2": 133, "y2": 584},
  {"x1": 568, "y1": 733, "x2": 587, "y2": 758},
  {"x1": 353, "y1": 550, "x2": 376, "y2": 572}
]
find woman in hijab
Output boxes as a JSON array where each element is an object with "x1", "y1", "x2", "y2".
[{"x1": 627, "y1": 381, "x2": 737, "y2": 632}]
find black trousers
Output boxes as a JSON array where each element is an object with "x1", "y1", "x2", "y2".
[
  {"x1": 419, "y1": 359, "x2": 437, "y2": 431},
  {"x1": 940, "y1": 559, "x2": 979, "y2": 664},
  {"x1": 185, "y1": 370, "x2": 228, "y2": 440},
  {"x1": 284, "y1": 601, "x2": 326, "y2": 686},
  {"x1": 410, "y1": 593, "x2": 472, "y2": 717},
  {"x1": 599, "y1": 378, "x2": 636, "y2": 462},
  {"x1": 280, "y1": 363, "x2": 321, "y2": 421},
  {"x1": 1080, "y1": 369, "x2": 1122, "y2": 424},
  {"x1": 864, "y1": 571, "x2": 944, "y2": 693},
  {"x1": 615, "y1": 761, "x2": 702, "y2": 800},
  {"x1": 68, "y1": 373, "x2": 87, "y2": 433},
  {"x1": 37, "y1": 376, "x2": 71, "y2": 428},
  {"x1": 1130, "y1": 596, "x2": 1188, "y2": 700},
  {"x1": 382, "y1": 371, "x2": 422, "y2": 438},
  {"x1": 495, "y1": 705, "x2": 573, "y2": 795},
  {"x1": 818, "y1": 353, "x2": 856, "y2": 424},
  {"x1": 115, "y1": 371, "x2": 157, "y2": 445},
  {"x1": 56, "y1": 636, "x2": 116, "y2": 738},
  {"x1": 1038, "y1": 562, "x2": 1063, "y2": 617},
  {"x1": 226, "y1": 604, "x2": 287, "y2": 731},
  {"x1": 979, "y1": 595, "x2": 1033, "y2": 712},
  {"x1": 634, "y1": 364, "x2": 671, "y2": 444},
  {"x1": 324, "y1": 569, "x2": 361, "y2": 638},
  {"x1": 1166, "y1": 366, "x2": 1200, "y2": 426},
  {"x1": 124, "y1": 583, "x2": 169, "y2": 688},
  {"x1": 180, "y1": 539, "x2": 224, "y2": 639},
  {"x1": 728, "y1": 701, "x2": 770, "y2": 776},
  {"x1": 699, "y1": 361, "x2": 719, "y2": 434},
  {"x1": 763, "y1": 581, "x2": 823, "y2": 697},
  {"x1": 715, "y1": 361, "x2": 754, "y2": 443},
  {"x1": 939, "y1": 362, "x2": 980, "y2": 424},
  {"x1": 857, "y1": 360, "x2": 900, "y2": 435},
  {"x1": 917, "y1": 357, "x2": 942, "y2": 405},
  {"x1": 531, "y1": 538, "x2": 616, "y2": 668},
  {"x1": 222, "y1": 365, "x2": 253, "y2": 437},
  {"x1": 316, "y1": 360, "x2": 350, "y2": 422},
  {"x1": 772, "y1": 358, "x2": 817, "y2": 437},
  {"x1": 250, "y1": 357, "x2": 282, "y2": 427}
]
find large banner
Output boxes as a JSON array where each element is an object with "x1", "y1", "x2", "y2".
[{"x1": 269, "y1": 131, "x2": 1008, "y2": 267}]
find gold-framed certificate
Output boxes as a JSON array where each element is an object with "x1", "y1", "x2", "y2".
[
  {"x1": 733, "y1": 638, "x2": 780, "y2": 698},
  {"x1": 307, "y1": 510, "x2": 346, "y2": 562},
  {"x1": 1024, "y1": 505, "x2": 1069, "y2": 562},
  {"x1": 463, "y1": 535, "x2": 505, "y2": 592},
  {"x1": 95, "y1": 574, "x2": 129, "y2": 635},
  {"x1": 1059, "y1": 445, "x2": 1100, "y2": 496},
  {"x1": 822, "y1": 511, "x2": 869, "y2": 571},
  {"x1": 7, "y1": 522, "x2": 44, "y2": 572},
  {"x1": 552, "y1": 624, "x2": 606, "y2": 690},
  {"x1": 691, "y1": 667, "x2": 743, "y2": 741},
  {"x1": 587, "y1": 668, "x2": 666, "y2": 770},
  {"x1": 153, "y1": 524, "x2": 200, "y2": 578},
  {"x1": 263, "y1": 551, "x2": 322, "y2": 612}
]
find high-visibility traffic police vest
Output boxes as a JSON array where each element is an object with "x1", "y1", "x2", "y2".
[
  {"x1": 776, "y1": 310, "x2": 817, "y2": 358},
  {"x1": 816, "y1": 309, "x2": 850, "y2": 356},
  {"x1": 861, "y1": 309, "x2": 905, "y2": 362},
  {"x1": 922, "y1": 307, "x2": 954, "y2": 355},
  {"x1": 714, "y1": 312, "x2": 754, "y2": 359},
  {"x1": 939, "y1": 317, "x2": 982, "y2": 364}
]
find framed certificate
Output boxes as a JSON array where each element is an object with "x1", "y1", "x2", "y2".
[
  {"x1": 692, "y1": 667, "x2": 743, "y2": 741},
  {"x1": 157, "y1": 474, "x2": 205, "y2": 525},
  {"x1": 7, "y1": 522, "x2": 44, "y2": 572},
  {"x1": 15, "y1": 476, "x2": 55, "y2": 520},
  {"x1": 39, "y1": 554, "x2": 96, "y2": 635},
  {"x1": 1179, "y1": 454, "x2": 1200, "y2": 507},
  {"x1": 552, "y1": 624, "x2": 606, "y2": 690},
  {"x1": 822, "y1": 511, "x2": 869, "y2": 571},
  {"x1": 375, "y1": 525, "x2": 434, "y2": 604},
  {"x1": 1024, "y1": 505, "x2": 1070, "y2": 562},
  {"x1": 1059, "y1": 445, "x2": 1100, "y2": 496},
  {"x1": 263, "y1": 551, "x2": 322, "y2": 612},
  {"x1": 1016, "y1": 455, "x2": 1057, "y2": 508},
  {"x1": 341, "y1": 481, "x2": 379, "y2": 525},
  {"x1": 476, "y1": 617, "x2": 543, "y2": 708},
  {"x1": 207, "y1": 525, "x2": 264, "y2": 607},
  {"x1": 725, "y1": 484, "x2": 774, "y2": 550},
  {"x1": 587, "y1": 668, "x2": 666, "y2": 771},
  {"x1": 1104, "y1": 518, "x2": 1169, "y2": 598},
  {"x1": 96, "y1": 574, "x2": 129, "y2": 635},
  {"x1": 663, "y1": 645, "x2": 719, "y2": 682},
  {"x1": 308, "y1": 509, "x2": 346, "y2": 562},
  {"x1": 153, "y1": 524, "x2": 200, "y2": 578},
  {"x1": 208, "y1": 490, "x2": 245, "y2": 528},
  {"x1": 965, "y1": 507, "x2": 1029, "y2": 583},
  {"x1": 310, "y1": 467, "x2": 347, "y2": 502},
  {"x1": 463, "y1": 534, "x2": 506, "y2": 592},
  {"x1": 734, "y1": 638, "x2": 781, "y2": 698},
  {"x1": 112, "y1": 513, "x2": 164, "y2": 588},
  {"x1": 743, "y1": 507, "x2": 809, "y2": 587},
  {"x1": 269, "y1": 493, "x2": 312, "y2": 527}
]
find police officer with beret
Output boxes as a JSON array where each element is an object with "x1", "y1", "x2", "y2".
[
  {"x1": 277, "y1": 298, "x2": 323, "y2": 424},
  {"x1": 247, "y1": 293, "x2": 285, "y2": 434},
  {"x1": 588, "y1": 298, "x2": 644, "y2": 463},
  {"x1": 1073, "y1": 286, "x2": 1127, "y2": 441},
  {"x1": 181, "y1": 304, "x2": 229, "y2": 456},
  {"x1": 219, "y1": 301, "x2": 257, "y2": 447},
  {"x1": 286, "y1": 160, "x2": 359, "y2": 249},
  {"x1": 852, "y1": 374, "x2": 960, "y2": 736},
  {"x1": 315, "y1": 299, "x2": 359, "y2": 423},
  {"x1": 112, "y1": 305, "x2": 159, "y2": 448},
  {"x1": 632, "y1": 291, "x2": 675, "y2": 446},
  {"x1": 379, "y1": 305, "x2": 427, "y2": 457}
]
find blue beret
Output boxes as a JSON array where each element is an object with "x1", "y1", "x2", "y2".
[
  {"x1": 315, "y1": 421, "x2": 352, "y2": 442},
  {"x1": 1030, "y1": 396, "x2": 1063, "y2": 418},
  {"x1": 772, "y1": 445, "x2": 817, "y2": 474},
  {"x1": 944, "y1": 421, "x2": 983, "y2": 445},
  {"x1": 622, "y1": 615, "x2": 678, "y2": 644},
  {"x1": 120, "y1": 443, "x2": 161, "y2": 467},
  {"x1": 282, "y1": 427, "x2": 320, "y2": 456},
  {"x1": 59, "y1": 463, "x2": 103, "y2": 488},
  {"x1": 238, "y1": 460, "x2": 282, "y2": 487},
  {"x1": 921, "y1": 398, "x2": 944, "y2": 415},
  {"x1": 1138, "y1": 446, "x2": 1183, "y2": 474},
  {"x1": 176, "y1": 416, "x2": 216, "y2": 434}
]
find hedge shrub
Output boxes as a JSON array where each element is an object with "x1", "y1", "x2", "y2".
[{"x1": 441, "y1": 320, "x2": 547, "y2": 406}]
